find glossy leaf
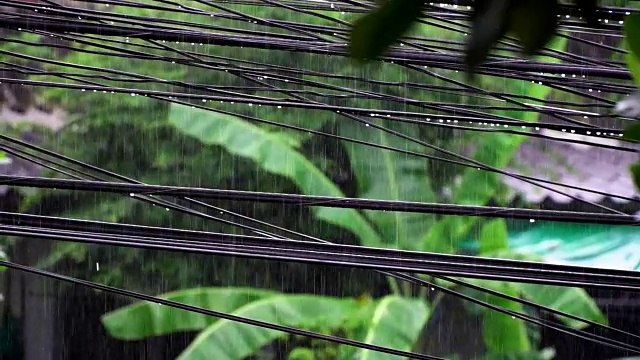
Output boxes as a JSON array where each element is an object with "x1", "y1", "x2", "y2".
[
  {"x1": 480, "y1": 219, "x2": 509, "y2": 253},
  {"x1": 178, "y1": 295, "x2": 359, "y2": 360},
  {"x1": 355, "y1": 296, "x2": 430, "y2": 360},
  {"x1": 339, "y1": 120, "x2": 437, "y2": 250},
  {"x1": 508, "y1": 0, "x2": 559, "y2": 55},
  {"x1": 481, "y1": 282, "x2": 532, "y2": 353},
  {"x1": 349, "y1": 0, "x2": 425, "y2": 60},
  {"x1": 101, "y1": 287, "x2": 278, "y2": 340},
  {"x1": 519, "y1": 284, "x2": 606, "y2": 329},
  {"x1": 169, "y1": 104, "x2": 382, "y2": 247}
]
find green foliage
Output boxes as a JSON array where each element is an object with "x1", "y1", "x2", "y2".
[
  {"x1": 349, "y1": 296, "x2": 429, "y2": 360},
  {"x1": 103, "y1": 287, "x2": 426, "y2": 360},
  {"x1": 7, "y1": 3, "x2": 608, "y2": 359},
  {"x1": 482, "y1": 282, "x2": 532, "y2": 353},
  {"x1": 518, "y1": 284, "x2": 606, "y2": 329},
  {"x1": 468, "y1": 219, "x2": 607, "y2": 353},
  {"x1": 288, "y1": 348, "x2": 316, "y2": 360},
  {"x1": 163, "y1": 23, "x2": 604, "y2": 358},
  {"x1": 339, "y1": 119, "x2": 437, "y2": 250},
  {"x1": 164, "y1": 294, "x2": 355, "y2": 360},
  {"x1": 101, "y1": 287, "x2": 278, "y2": 340},
  {"x1": 168, "y1": 104, "x2": 383, "y2": 248},
  {"x1": 475, "y1": 221, "x2": 531, "y2": 353},
  {"x1": 479, "y1": 219, "x2": 509, "y2": 254},
  {"x1": 625, "y1": 14, "x2": 640, "y2": 69},
  {"x1": 625, "y1": 52, "x2": 640, "y2": 88}
]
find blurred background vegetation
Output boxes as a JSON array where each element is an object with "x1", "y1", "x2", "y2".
[{"x1": 0, "y1": 1, "x2": 631, "y2": 359}]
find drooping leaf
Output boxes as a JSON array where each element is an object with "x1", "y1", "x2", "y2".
[
  {"x1": 169, "y1": 104, "x2": 382, "y2": 247},
  {"x1": 101, "y1": 287, "x2": 278, "y2": 340},
  {"x1": 349, "y1": 0, "x2": 425, "y2": 60},
  {"x1": 481, "y1": 282, "x2": 532, "y2": 353},
  {"x1": 465, "y1": 0, "x2": 511, "y2": 72},
  {"x1": 624, "y1": 14, "x2": 640, "y2": 62},
  {"x1": 480, "y1": 219, "x2": 509, "y2": 253},
  {"x1": 518, "y1": 284, "x2": 607, "y2": 329},
  {"x1": 178, "y1": 295, "x2": 359, "y2": 360},
  {"x1": 355, "y1": 296, "x2": 430, "y2": 360},
  {"x1": 508, "y1": 0, "x2": 559, "y2": 55},
  {"x1": 339, "y1": 119, "x2": 437, "y2": 250}
]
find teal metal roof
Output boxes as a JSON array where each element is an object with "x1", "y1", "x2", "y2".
[{"x1": 465, "y1": 221, "x2": 640, "y2": 271}]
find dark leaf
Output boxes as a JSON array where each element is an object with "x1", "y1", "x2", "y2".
[
  {"x1": 623, "y1": 122, "x2": 640, "y2": 141},
  {"x1": 349, "y1": 0, "x2": 425, "y2": 61},
  {"x1": 626, "y1": 52, "x2": 640, "y2": 89},
  {"x1": 508, "y1": 0, "x2": 559, "y2": 55},
  {"x1": 630, "y1": 162, "x2": 640, "y2": 191},
  {"x1": 573, "y1": 0, "x2": 599, "y2": 27},
  {"x1": 624, "y1": 14, "x2": 640, "y2": 62},
  {"x1": 465, "y1": 0, "x2": 511, "y2": 72}
]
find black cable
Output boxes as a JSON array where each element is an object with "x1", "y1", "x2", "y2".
[
  {"x1": 2, "y1": 134, "x2": 640, "y2": 344},
  {"x1": 8, "y1": 222, "x2": 640, "y2": 352},
  {"x1": 3, "y1": 175, "x2": 638, "y2": 225},
  {"x1": 3, "y1": 222, "x2": 640, "y2": 290},
  {"x1": 0, "y1": 55, "x2": 631, "y2": 207},
  {"x1": 0, "y1": 258, "x2": 444, "y2": 360},
  {"x1": 0, "y1": 16, "x2": 631, "y2": 79},
  {"x1": 0, "y1": 0, "x2": 636, "y2": 352},
  {"x1": 4, "y1": 133, "x2": 640, "y2": 347},
  {"x1": 0, "y1": 73, "x2": 623, "y2": 137}
]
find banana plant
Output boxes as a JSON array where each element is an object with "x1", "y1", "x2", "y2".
[
  {"x1": 101, "y1": 287, "x2": 429, "y2": 360},
  {"x1": 168, "y1": 105, "x2": 382, "y2": 248},
  {"x1": 160, "y1": 22, "x2": 603, "y2": 360},
  {"x1": 459, "y1": 219, "x2": 605, "y2": 354},
  {"x1": 166, "y1": 86, "x2": 605, "y2": 358}
]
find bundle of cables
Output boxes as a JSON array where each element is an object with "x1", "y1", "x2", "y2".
[{"x1": 0, "y1": 0, "x2": 638, "y2": 359}]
